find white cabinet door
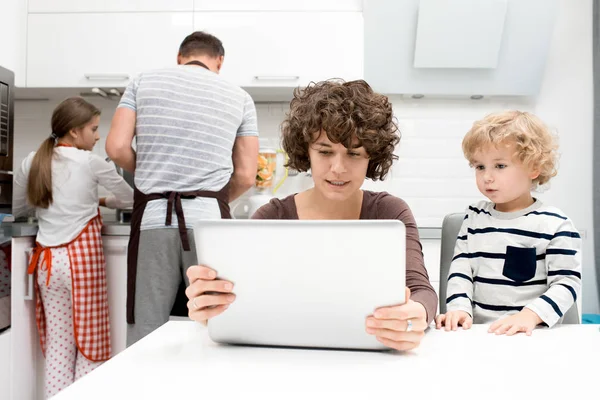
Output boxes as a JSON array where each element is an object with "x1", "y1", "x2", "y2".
[
  {"x1": 103, "y1": 236, "x2": 129, "y2": 356},
  {"x1": 194, "y1": 12, "x2": 363, "y2": 87},
  {"x1": 10, "y1": 236, "x2": 43, "y2": 400},
  {"x1": 194, "y1": 0, "x2": 362, "y2": 11},
  {"x1": 29, "y1": 0, "x2": 193, "y2": 13},
  {"x1": 26, "y1": 13, "x2": 193, "y2": 88},
  {"x1": 0, "y1": 329, "x2": 11, "y2": 400}
]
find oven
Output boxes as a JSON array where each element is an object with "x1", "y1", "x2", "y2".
[{"x1": 0, "y1": 65, "x2": 14, "y2": 333}]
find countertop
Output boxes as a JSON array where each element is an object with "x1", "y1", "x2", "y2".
[
  {"x1": 1, "y1": 221, "x2": 131, "y2": 237},
  {"x1": 53, "y1": 321, "x2": 599, "y2": 399},
  {"x1": 1, "y1": 221, "x2": 441, "y2": 239}
]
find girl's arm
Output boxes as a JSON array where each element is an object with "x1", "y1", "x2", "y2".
[{"x1": 13, "y1": 152, "x2": 36, "y2": 218}]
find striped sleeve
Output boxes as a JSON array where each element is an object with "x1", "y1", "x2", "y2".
[
  {"x1": 525, "y1": 218, "x2": 582, "y2": 327},
  {"x1": 117, "y1": 75, "x2": 140, "y2": 112},
  {"x1": 445, "y1": 210, "x2": 474, "y2": 316},
  {"x1": 236, "y1": 92, "x2": 259, "y2": 137}
]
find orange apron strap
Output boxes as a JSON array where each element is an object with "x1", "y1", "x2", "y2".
[
  {"x1": 27, "y1": 244, "x2": 53, "y2": 286},
  {"x1": 28, "y1": 211, "x2": 103, "y2": 285}
]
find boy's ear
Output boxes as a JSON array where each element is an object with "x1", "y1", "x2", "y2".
[{"x1": 529, "y1": 166, "x2": 541, "y2": 180}]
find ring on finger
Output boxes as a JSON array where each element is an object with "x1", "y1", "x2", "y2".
[
  {"x1": 406, "y1": 319, "x2": 413, "y2": 332},
  {"x1": 192, "y1": 297, "x2": 200, "y2": 310}
]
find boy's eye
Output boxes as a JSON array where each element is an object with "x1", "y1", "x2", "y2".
[
  {"x1": 496, "y1": 164, "x2": 507, "y2": 169},
  {"x1": 348, "y1": 152, "x2": 361, "y2": 157},
  {"x1": 318, "y1": 150, "x2": 332, "y2": 155},
  {"x1": 474, "y1": 165, "x2": 484, "y2": 170}
]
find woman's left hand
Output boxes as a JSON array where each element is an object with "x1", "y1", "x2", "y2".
[{"x1": 365, "y1": 287, "x2": 428, "y2": 351}]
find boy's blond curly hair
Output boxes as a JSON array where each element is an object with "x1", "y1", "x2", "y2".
[{"x1": 462, "y1": 110, "x2": 558, "y2": 187}]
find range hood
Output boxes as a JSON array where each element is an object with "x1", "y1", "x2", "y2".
[{"x1": 364, "y1": 0, "x2": 559, "y2": 97}]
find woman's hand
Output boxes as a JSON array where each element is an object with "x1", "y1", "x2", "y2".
[
  {"x1": 185, "y1": 265, "x2": 236, "y2": 325},
  {"x1": 365, "y1": 287, "x2": 428, "y2": 351}
]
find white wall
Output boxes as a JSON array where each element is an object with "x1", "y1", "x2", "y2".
[
  {"x1": 532, "y1": 0, "x2": 598, "y2": 314},
  {"x1": 11, "y1": 0, "x2": 598, "y2": 313}
]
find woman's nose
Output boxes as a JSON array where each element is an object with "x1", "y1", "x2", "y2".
[{"x1": 330, "y1": 155, "x2": 347, "y2": 174}]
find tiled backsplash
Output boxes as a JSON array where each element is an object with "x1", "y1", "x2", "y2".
[
  {"x1": 13, "y1": 96, "x2": 533, "y2": 227},
  {"x1": 255, "y1": 97, "x2": 534, "y2": 227}
]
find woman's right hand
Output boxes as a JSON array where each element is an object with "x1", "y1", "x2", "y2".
[
  {"x1": 185, "y1": 265, "x2": 236, "y2": 325},
  {"x1": 435, "y1": 310, "x2": 473, "y2": 331}
]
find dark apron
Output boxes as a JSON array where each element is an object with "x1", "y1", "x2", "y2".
[
  {"x1": 126, "y1": 184, "x2": 231, "y2": 323},
  {"x1": 126, "y1": 58, "x2": 233, "y2": 324}
]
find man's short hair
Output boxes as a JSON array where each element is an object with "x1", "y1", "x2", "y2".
[{"x1": 179, "y1": 31, "x2": 225, "y2": 58}]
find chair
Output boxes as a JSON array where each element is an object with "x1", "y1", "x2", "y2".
[{"x1": 438, "y1": 213, "x2": 579, "y2": 323}]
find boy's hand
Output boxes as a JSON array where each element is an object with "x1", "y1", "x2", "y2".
[
  {"x1": 488, "y1": 308, "x2": 543, "y2": 336},
  {"x1": 435, "y1": 311, "x2": 473, "y2": 331}
]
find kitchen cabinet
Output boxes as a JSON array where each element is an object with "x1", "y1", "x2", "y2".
[
  {"x1": 9, "y1": 234, "x2": 129, "y2": 400},
  {"x1": 0, "y1": 329, "x2": 11, "y2": 399},
  {"x1": 10, "y1": 236, "x2": 43, "y2": 400},
  {"x1": 194, "y1": 0, "x2": 362, "y2": 11},
  {"x1": 102, "y1": 235, "x2": 129, "y2": 355},
  {"x1": 193, "y1": 11, "x2": 363, "y2": 87},
  {"x1": 28, "y1": 0, "x2": 193, "y2": 13},
  {"x1": 26, "y1": 13, "x2": 193, "y2": 88}
]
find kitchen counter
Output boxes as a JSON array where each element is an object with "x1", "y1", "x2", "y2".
[
  {"x1": 1, "y1": 221, "x2": 132, "y2": 237},
  {"x1": 1, "y1": 222, "x2": 442, "y2": 239},
  {"x1": 1, "y1": 222, "x2": 38, "y2": 237},
  {"x1": 52, "y1": 321, "x2": 599, "y2": 399}
]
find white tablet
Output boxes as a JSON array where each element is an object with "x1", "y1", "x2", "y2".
[{"x1": 193, "y1": 219, "x2": 406, "y2": 350}]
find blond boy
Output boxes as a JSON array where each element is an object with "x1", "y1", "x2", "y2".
[{"x1": 436, "y1": 111, "x2": 581, "y2": 335}]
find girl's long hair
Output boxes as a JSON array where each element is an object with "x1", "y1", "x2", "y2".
[{"x1": 27, "y1": 97, "x2": 100, "y2": 208}]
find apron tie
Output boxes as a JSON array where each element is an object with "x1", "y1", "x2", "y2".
[
  {"x1": 127, "y1": 184, "x2": 231, "y2": 324},
  {"x1": 27, "y1": 244, "x2": 53, "y2": 286},
  {"x1": 165, "y1": 191, "x2": 193, "y2": 251}
]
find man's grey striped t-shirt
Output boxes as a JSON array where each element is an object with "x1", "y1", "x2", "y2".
[{"x1": 118, "y1": 65, "x2": 258, "y2": 230}]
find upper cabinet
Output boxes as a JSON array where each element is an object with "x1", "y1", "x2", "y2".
[
  {"x1": 28, "y1": 0, "x2": 194, "y2": 13},
  {"x1": 26, "y1": 13, "x2": 193, "y2": 87},
  {"x1": 194, "y1": 12, "x2": 364, "y2": 88},
  {"x1": 193, "y1": 0, "x2": 362, "y2": 11},
  {"x1": 23, "y1": 4, "x2": 363, "y2": 90}
]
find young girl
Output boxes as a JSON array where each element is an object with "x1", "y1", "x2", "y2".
[
  {"x1": 185, "y1": 80, "x2": 438, "y2": 352},
  {"x1": 13, "y1": 97, "x2": 134, "y2": 398}
]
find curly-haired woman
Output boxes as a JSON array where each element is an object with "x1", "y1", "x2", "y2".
[{"x1": 186, "y1": 80, "x2": 438, "y2": 351}]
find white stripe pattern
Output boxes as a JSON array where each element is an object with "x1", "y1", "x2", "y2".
[
  {"x1": 445, "y1": 199, "x2": 582, "y2": 327},
  {"x1": 118, "y1": 66, "x2": 258, "y2": 230}
]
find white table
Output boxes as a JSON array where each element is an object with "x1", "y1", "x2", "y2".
[{"x1": 54, "y1": 321, "x2": 600, "y2": 399}]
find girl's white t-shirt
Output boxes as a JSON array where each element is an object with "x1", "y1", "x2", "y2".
[{"x1": 13, "y1": 147, "x2": 134, "y2": 246}]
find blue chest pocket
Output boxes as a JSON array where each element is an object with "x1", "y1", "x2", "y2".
[{"x1": 502, "y1": 246, "x2": 537, "y2": 282}]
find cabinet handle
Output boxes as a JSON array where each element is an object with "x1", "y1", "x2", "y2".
[
  {"x1": 253, "y1": 76, "x2": 300, "y2": 81},
  {"x1": 104, "y1": 245, "x2": 128, "y2": 255},
  {"x1": 24, "y1": 248, "x2": 34, "y2": 301},
  {"x1": 84, "y1": 74, "x2": 130, "y2": 81}
]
